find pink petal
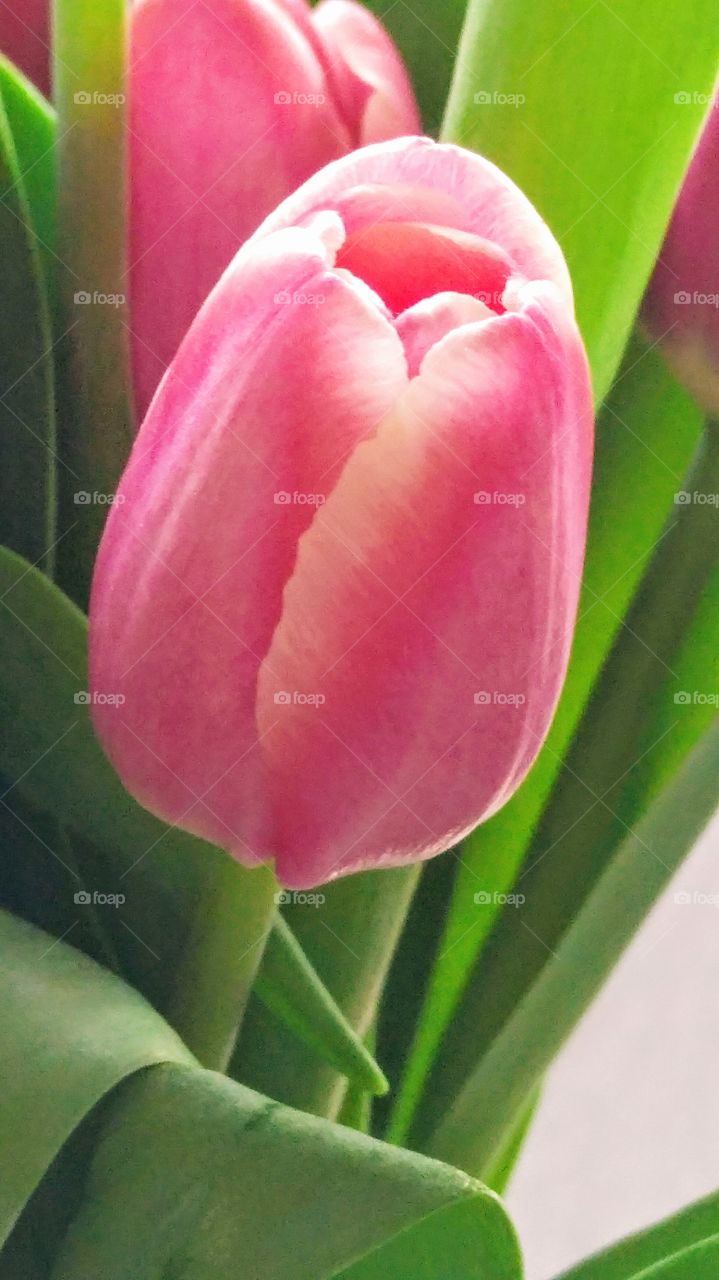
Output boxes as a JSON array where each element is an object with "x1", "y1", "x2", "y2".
[
  {"x1": 253, "y1": 137, "x2": 574, "y2": 304},
  {"x1": 335, "y1": 220, "x2": 514, "y2": 314},
  {"x1": 129, "y1": 0, "x2": 351, "y2": 418},
  {"x1": 312, "y1": 0, "x2": 421, "y2": 143},
  {"x1": 90, "y1": 217, "x2": 407, "y2": 861},
  {"x1": 255, "y1": 283, "x2": 592, "y2": 886},
  {"x1": 0, "y1": 0, "x2": 50, "y2": 96}
]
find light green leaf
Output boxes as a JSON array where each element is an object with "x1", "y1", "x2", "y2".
[
  {"x1": 50, "y1": 1064, "x2": 522, "y2": 1280},
  {"x1": 0, "y1": 74, "x2": 55, "y2": 571},
  {"x1": 389, "y1": 339, "x2": 703, "y2": 1146},
  {"x1": 53, "y1": 0, "x2": 134, "y2": 605},
  {"x1": 425, "y1": 711, "x2": 719, "y2": 1173},
  {"x1": 555, "y1": 1190, "x2": 719, "y2": 1280},
  {"x1": 442, "y1": 0, "x2": 719, "y2": 400},
  {"x1": 0, "y1": 908, "x2": 193, "y2": 1247},
  {"x1": 0, "y1": 56, "x2": 56, "y2": 299},
  {"x1": 256, "y1": 916, "x2": 389, "y2": 1098}
]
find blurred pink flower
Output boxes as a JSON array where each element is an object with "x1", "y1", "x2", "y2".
[
  {"x1": 129, "y1": 0, "x2": 420, "y2": 416},
  {"x1": 90, "y1": 137, "x2": 593, "y2": 888},
  {"x1": 0, "y1": 0, "x2": 50, "y2": 97},
  {"x1": 642, "y1": 92, "x2": 719, "y2": 412}
]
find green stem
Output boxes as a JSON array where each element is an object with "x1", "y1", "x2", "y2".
[
  {"x1": 166, "y1": 856, "x2": 278, "y2": 1073},
  {"x1": 53, "y1": 0, "x2": 134, "y2": 607},
  {"x1": 235, "y1": 865, "x2": 420, "y2": 1118}
]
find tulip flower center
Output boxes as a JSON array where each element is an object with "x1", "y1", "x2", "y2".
[{"x1": 335, "y1": 220, "x2": 513, "y2": 316}]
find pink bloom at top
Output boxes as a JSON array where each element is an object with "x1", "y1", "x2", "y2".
[
  {"x1": 129, "y1": 0, "x2": 420, "y2": 416},
  {"x1": 89, "y1": 137, "x2": 594, "y2": 889}
]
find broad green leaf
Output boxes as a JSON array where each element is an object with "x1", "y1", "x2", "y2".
[
  {"x1": 0, "y1": 547, "x2": 393, "y2": 1079},
  {"x1": 361, "y1": 0, "x2": 468, "y2": 135},
  {"x1": 630, "y1": 1240, "x2": 719, "y2": 1279},
  {"x1": 0, "y1": 78, "x2": 55, "y2": 571},
  {"x1": 49, "y1": 1063, "x2": 522, "y2": 1280},
  {"x1": 53, "y1": 0, "x2": 134, "y2": 605},
  {"x1": 389, "y1": 340, "x2": 703, "y2": 1145},
  {"x1": 442, "y1": 0, "x2": 719, "y2": 400},
  {"x1": 256, "y1": 916, "x2": 389, "y2": 1098},
  {"x1": 335, "y1": 1196, "x2": 522, "y2": 1280},
  {"x1": 425, "y1": 712, "x2": 719, "y2": 1173},
  {"x1": 417, "y1": 418, "x2": 719, "y2": 1151},
  {"x1": 0, "y1": 57, "x2": 56, "y2": 299},
  {"x1": 555, "y1": 1190, "x2": 719, "y2": 1280},
  {"x1": 0, "y1": 908, "x2": 193, "y2": 1246},
  {"x1": 237, "y1": 867, "x2": 418, "y2": 1119}
]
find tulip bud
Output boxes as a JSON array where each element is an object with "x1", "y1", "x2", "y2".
[
  {"x1": 0, "y1": 0, "x2": 50, "y2": 97},
  {"x1": 129, "y1": 0, "x2": 419, "y2": 417},
  {"x1": 89, "y1": 137, "x2": 593, "y2": 889},
  {"x1": 642, "y1": 92, "x2": 719, "y2": 412}
]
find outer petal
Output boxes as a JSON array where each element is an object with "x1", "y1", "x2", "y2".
[
  {"x1": 90, "y1": 219, "x2": 407, "y2": 862},
  {"x1": 129, "y1": 0, "x2": 350, "y2": 418},
  {"x1": 312, "y1": 0, "x2": 421, "y2": 144},
  {"x1": 252, "y1": 137, "x2": 574, "y2": 304},
  {"x1": 256, "y1": 284, "x2": 593, "y2": 886},
  {"x1": 0, "y1": 0, "x2": 50, "y2": 96}
]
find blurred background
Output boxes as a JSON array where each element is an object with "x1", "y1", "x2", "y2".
[{"x1": 508, "y1": 814, "x2": 719, "y2": 1279}]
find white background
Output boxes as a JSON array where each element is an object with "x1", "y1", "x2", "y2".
[{"x1": 506, "y1": 813, "x2": 719, "y2": 1278}]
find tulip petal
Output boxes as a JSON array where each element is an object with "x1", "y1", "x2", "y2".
[
  {"x1": 312, "y1": 0, "x2": 422, "y2": 143},
  {"x1": 256, "y1": 284, "x2": 592, "y2": 886},
  {"x1": 90, "y1": 220, "x2": 407, "y2": 861},
  {"x1": 129, "y1": 0, "x2": 351, "y2": 417},
  {"x1": 253, "y1": 137, "x2": 574, "y2": 304},
  {"x1": 0, "y1": 0, "x2": 50, "y2": 96}
]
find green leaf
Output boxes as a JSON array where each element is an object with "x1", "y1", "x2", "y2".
[
  {"x1": 256, "y1": 916, "x2": 389, "y2": 1098},
  {"x1": 417, "y1": 416, "x2": 719, "y2": 1154},
  {"x1": 53, "y1": 0, "x2": 134, "y2": 605},
  {"x1": 0, "y1": 547, "x2": 395, "y2": 1079},
  {"x1": 0, "y1": 57, "x2": 56, "y2": 300},
  {"x1": 49, "y1": 1063, "x2": 522, "y2": 1280},
  {"x1": 0, "y1": 73, "x2": 56, "y2": 571},
  {"x1": 335, "y1": 1196, "x2": 522, "y2": 1280},
  {"x1": 442, "y1": 0, "x2": 719, "y2": 400},
  {"x1": 555, "y1": 1192, "x2": 719, "y2": 1280},
  {"x1": 389, "y1": 339, "x2": 703, "y2": 1146},
  {"x1": 425, "y1": 711, "x2": 719, "y2": 1173},
  {"x1": 0, "y1": 908, "x2": 193, "y2": 1247},
  {"x1": 361, "y1": 0, "x2": 468, "y2": 135}
]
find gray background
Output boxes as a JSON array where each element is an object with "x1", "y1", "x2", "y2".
[{"x1": 506, "y1": 814, "x2": 719, "y2": 1279}]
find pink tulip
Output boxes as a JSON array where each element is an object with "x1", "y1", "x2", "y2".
[
  {"x1": 129, "y1": 0, "x2": 420, "y2": 417},
  {"x1": 0, "y1": 0, "x2": 50, "y2": 97},
  {"x1": 89, "y1": 137, "x2": 593, "y2": 889},
  {"x1": 642, "y1": 93, "x2": 719, "y2": 412}
]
